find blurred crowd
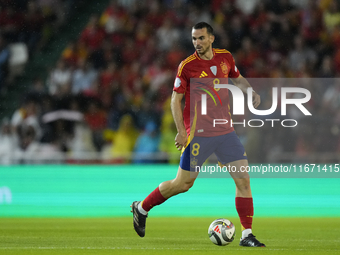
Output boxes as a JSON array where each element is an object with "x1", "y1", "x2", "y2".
[
  {"x1": 0, "y1": 0, "x2": 83, "y2": 92},
  {"x1": 1, "y1": 0, "x2": 340, "y2": 164}
]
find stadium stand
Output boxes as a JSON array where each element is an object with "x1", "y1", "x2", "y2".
[{"x1": 1, "y1": 0, "x2": 340, "y2": 164}]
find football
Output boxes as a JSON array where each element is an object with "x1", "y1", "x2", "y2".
[{"x1": 208, "y1": 218, "x2": 235, "y2": 246}]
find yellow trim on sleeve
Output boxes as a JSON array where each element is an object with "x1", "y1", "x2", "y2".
[
  {"x1": 178, "y1": 55, "x2": 196, "y2": 77},
  {"x1": 214, "y1": 49, "x2": 231, "y2": 54}
]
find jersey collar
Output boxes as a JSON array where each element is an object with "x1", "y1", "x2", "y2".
[{"x1": 195, "y1": 48, "x2": 216, "y2": 60}]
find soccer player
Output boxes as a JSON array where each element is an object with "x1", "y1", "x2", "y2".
[{"x1": 131, "y1": 22, "x2": 265, "y2": 247}]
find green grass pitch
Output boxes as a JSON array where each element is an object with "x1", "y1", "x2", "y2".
[{"x1": 0, "y1": 217, "x2": 339, "y2": 255}]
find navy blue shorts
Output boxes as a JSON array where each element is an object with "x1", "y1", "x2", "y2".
[{"x1": 180, "y1": 131, "x2": 247, "y2": 171}]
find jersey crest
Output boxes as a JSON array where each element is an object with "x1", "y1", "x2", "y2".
[{"x1": 220, "y1": 62, "x2": 228, "y2": 75}]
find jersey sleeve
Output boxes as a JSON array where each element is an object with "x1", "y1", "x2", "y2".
[
  {"x1": 173, "y1": 61, "x2": 189, "y2": 94},
  {"x1": 228, "y1": 54, "x2": 240, "y2": 78}
]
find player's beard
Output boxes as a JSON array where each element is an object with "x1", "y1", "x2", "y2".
[{"x1": 197, "y1": 46, "x2": 210, "y2": 57}]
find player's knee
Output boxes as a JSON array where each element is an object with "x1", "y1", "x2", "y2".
[
  {"x1": 167, "y1": 179, "x2": 193, "y2": 195},
  {"x1": 174, "y1": 180, "x2": 194, "y2": 194},
  {"x1": 234, "y1": 178, "x2": 250, "y2": 191},
  {"x1": 180, "y1": 181, "x2": 194, "y2": 193}
]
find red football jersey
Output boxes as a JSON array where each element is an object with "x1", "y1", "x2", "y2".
[{"x1": 173, "y1": 49, "x2": 240, "y2": 137}]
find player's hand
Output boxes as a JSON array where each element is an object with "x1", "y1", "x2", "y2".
[
  {"x1": 252, "y1": 91, "x2": 261, "y2": 108},
  {"x1": 175, "y1": 132, "x2": 187, "y2": 151}
]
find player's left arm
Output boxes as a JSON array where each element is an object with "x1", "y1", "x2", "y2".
[{"x1": 230, "y1": 74, "x2": 261, "y2": 108}]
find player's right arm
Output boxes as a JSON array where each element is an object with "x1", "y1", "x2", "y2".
[
  {"x1": 171, "y1": 91, "x2": 187, "y2": 151},
  {"x1": 171, "y1": 59, "x2": 191, "y2": 151}
]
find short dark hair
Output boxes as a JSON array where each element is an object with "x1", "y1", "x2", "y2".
[{"x1": 192, "y1": 22, "x2": 214, "y2": 35}]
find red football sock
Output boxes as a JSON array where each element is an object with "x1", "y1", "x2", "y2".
[
  {"x1": 235, "y1": 197, "x2": 254, "y2": 230},
  {"x1": 141, "y1": 187, "x2": 167, "y2": 212}
]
